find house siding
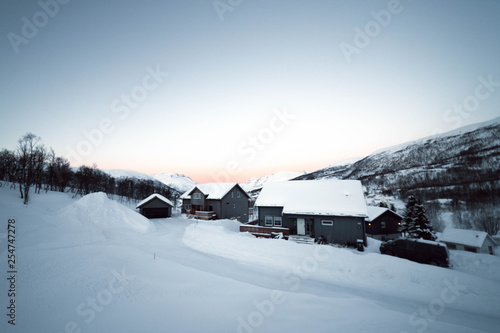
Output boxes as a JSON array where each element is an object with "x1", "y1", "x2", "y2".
[
  {"x1": 258, "y1": 207, "x2": 285, "y2": 227},
  {"x1": 366, "y1": 210, "x2": 402, "y2": 241},
  {"x1": 220, "y1": 186, "x2": 250, "y2": 223}
]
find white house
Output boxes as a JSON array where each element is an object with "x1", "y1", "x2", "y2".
[{"x1": 439, "y1": 227, "x2": 497, "y2": 255}]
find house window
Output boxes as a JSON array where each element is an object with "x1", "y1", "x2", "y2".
[
  {"x1": 185, "y1": 204, "x2": 191, "y2": 211},
  {"x1": 322, "y1": 220, "x2": 333, "y2": 226},
  {"x1": 237, "y1": 191, "x2": 240, "y2": 198},
  {"x1": 265, "y1": 216, "x2": 273, "y2": 226},
  {"x1": 232, "y1": 191, "x2": 234, "y2": 198},
  {"x1": 464, "y1": 246, "x2": 477, "y2": 253},
  {"x1": 447, "y1": 243, "x2": 456, "y2": 250},
  {"x1": 193, "y1": 193, "x2": 202, "y2": 199},
  {"x1": 381, "y1": 221, "x2": 386, "y2": 229},
  {"x1": 274, "y1": 217, "x2": 282, "y2": 227},
  {"x1": 233, "y1": 204, "x2": 236, "y2": 209}
]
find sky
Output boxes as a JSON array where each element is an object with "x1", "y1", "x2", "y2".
[{"x1": 1, "y1": 0, "x2": 499, "y2": 183}]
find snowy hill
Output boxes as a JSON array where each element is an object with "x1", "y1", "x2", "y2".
[
  {"x1": 102, "y1": 169, "x2": 158, "y2": 181},
  {"x1": 152, "y1": 172, "x2": 197, "y2": 193},
  {"x1": 295, "y1": 117, "x2": 500, "y2": 203},
  {"x1": 1, "y1": 185, "x2": 500, "y2": 332},
  {"x1": 101, "y1": 169, "x2": 196, "y2": 193},
  {"x1": 241, "y1": 171, "x2": 306, "y2": 192}
]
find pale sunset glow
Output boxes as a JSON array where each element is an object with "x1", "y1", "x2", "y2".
[{"x1": 1, "y1": 1, "x2": 499, "y2": 183}]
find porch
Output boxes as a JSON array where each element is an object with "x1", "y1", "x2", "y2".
[
  {"x1": 187, "y1": 211, "x2": 217, "y2": 220},
  {"x1": 239, "y1": 224, "x2": 290, "y2": 239}
]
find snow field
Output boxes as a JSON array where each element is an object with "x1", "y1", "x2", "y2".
[{"x1": 1, "y1": 186, "x2": 499, "y2": 332}]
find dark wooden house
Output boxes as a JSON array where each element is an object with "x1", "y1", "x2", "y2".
[
  {"x1": 181, "y1": 183, "x2": 250, "y2": 223},
  {"x1": 136, "y1": 193, "x2": 173, "y2": 218},
  {"x1": 248, "y1": 179, "x2": 368, "y2": 245},
  {"x1": 365, "y1": 206, "x2": 403, "y2": 241}
]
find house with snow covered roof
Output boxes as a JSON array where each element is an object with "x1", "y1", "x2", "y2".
[
  {"x1": 181, "y1": 183, "x2": 250, "y2": 222},
  {"x1": 365, "y1": 206, "x2": 403, "y2": 241},
  {"x1": 439, "y1": 227, "x2": 497, "y2": 255},
  {"x1": 252, "y1": 179, "x2": 368, "y2": 245},
  {"x1": 136, "y1": 193, "x2": 173, "y2": 218}
]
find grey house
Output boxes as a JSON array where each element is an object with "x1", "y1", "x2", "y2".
[
  {"x1": 254, "y1": 179, "x2": 368, "y2": 245},
  {"x1": 181, "y1": 183, "x2": 250, "y2": 222},
  {"x1": 366, "y1": 206, "x2": 403, "y2": 241},
  {"x1": 439, "y1": 227, "x2": 497, "y2": 255},
  {"x1": 136, "y1": 193, "x2": 173, "y2": 218}
]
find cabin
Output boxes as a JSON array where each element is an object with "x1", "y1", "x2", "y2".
[
  {"x1": 136, "y1": 193, "x2": 173, "y2": 218},
  {"x1": 248, "y1": 179, "x2": 368, "y2": 245},
  {"x1": 365, "y1": 206, "x2": 403, "y2": 241},
  {"x1": 439, "y1": 227, "x2": 497, "y2": 255},
  {"x1": 181, "y1": 183, "x2": 250, "y2": 222}
]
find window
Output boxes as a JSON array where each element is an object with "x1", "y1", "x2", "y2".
[
  {"x1": 322, "y1": 220, "x2": 333, "y2": 226},
  {"x1": 381, "y1": 221, "x2": 386, "y2": 229},
  {"x1": 185, "y1": 204, "x2": 191, "y2": 211},
  {"x1": 193, "y1": 193, "x2": 202, "y2": 200},
  {"x1": 265, "y1": 216, "x2": 273, "y2": 226},
  {"x1": 233, "y1": 204, "x2": 236, "y2": 209},
  {"x1": 274, "y1": 217, "x2": 282, "y2": 227},
  {"x1": 464, "y1": 246, "x2": 477, "y2": 253},
  {"x1": 447, "y1": 243, "x2": 456, "y2": 250},
  {"x1": 237, "y1": 191, "x2": 240, "y2": 198},
  {"x1": 232, "y1": 191, "x2": 234, "y2": 198}
]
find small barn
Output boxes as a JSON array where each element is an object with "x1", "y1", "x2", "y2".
[
  {"x1": 439, "y1": 227, "x2": 497, "y2": 255},
  {"x1": 365, "y1": 206, "x2": 403, "y2": 241},
  {"x1": 136, "y1": 193, "x2": 173, "y2": 219}
]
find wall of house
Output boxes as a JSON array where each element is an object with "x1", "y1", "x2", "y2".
[
  {"x1": 220, "y1": 186, "x2": 250, "y2": 222},
  {"x1": 181, "y1": 198, "x2": 191, "y2": 213},
  {"x1": 311, "y1": 215, "x2": 365, "y2": 245},
  {"x1": 190, "y1": 188, "x2": 206, "y2": 209},
  {"x1": 480, "y1": 238, "x2": 496, "y2": 254},
  {"x1": 206, "y1": 199, "x2": 221, "y2": 217},
  {"x1": 366, "y1": 211, "x2": 402, "y2": 241},
  {"x1": 258, "y1": 207, "x2": 285, "y2": 227}
]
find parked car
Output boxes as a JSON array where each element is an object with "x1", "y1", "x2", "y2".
[{"x1": 380, "y1": 238, "x2": 451, "y2": 267}]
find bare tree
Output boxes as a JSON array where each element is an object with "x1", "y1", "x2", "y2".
[{"x1": 16, "y1": 133, "x2": 43, "y2": 204}]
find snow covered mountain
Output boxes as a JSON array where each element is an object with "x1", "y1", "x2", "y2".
[
  {"x1": 241, "y1": 170, "x2": 306, "y2": 192},
  {"x1": 295, "y1": 117, "x2": 500, "y2": 203},
  {"x1": 102, "y1": 169, "x2": 158, "y2": 181},
  {"x1": 101, "y1": 169, "x2": 196, "y2": 193},
  {"x1": 152, "y1": 172, "x2": 197, "y2": 193}
]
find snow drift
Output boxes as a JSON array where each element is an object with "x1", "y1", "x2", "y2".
[{"x1": 59, "y1": 192, "x2": 150, "y2": 233}]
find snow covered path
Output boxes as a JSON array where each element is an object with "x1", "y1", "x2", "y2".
[{"x1": 1, "y1": 187, "x2": 499, "y2": 332}]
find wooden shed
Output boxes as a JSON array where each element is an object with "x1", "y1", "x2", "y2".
[{"x1": 136, "y1": 193, "x2": 173, "y2": 219}]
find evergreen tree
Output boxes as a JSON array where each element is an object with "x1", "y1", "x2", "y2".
[
  {"x1": 410, "y1": 203, "x2": 436, "y2": 240},
  {"x1": 399, "y1": 196, "x2": 418, "y2": 237}
]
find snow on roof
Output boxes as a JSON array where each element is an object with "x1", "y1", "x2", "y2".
[
  {"x1": 181, "y1": 183, "x2": 244, "y2": 200},
  {"x1": 136, "y1": 193, "x2": 173, "y2": 209},
  {"x1": 366, "y1": 206, "x2": 403, "y2": 221},
  {"x1": 255, "y1": 179, "x2": 368, "y2": 217},
  {"x1": 439, "y1": 227, "x2": 495, "y2": 248}
]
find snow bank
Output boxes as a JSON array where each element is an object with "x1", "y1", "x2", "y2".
[{"x1": 59, "y1": 192, "x2": 150, "y2": 233}]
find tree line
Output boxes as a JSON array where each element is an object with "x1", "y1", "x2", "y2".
[{"x1": 0, "y1": 133, "x2": 178, "y2": 205}]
